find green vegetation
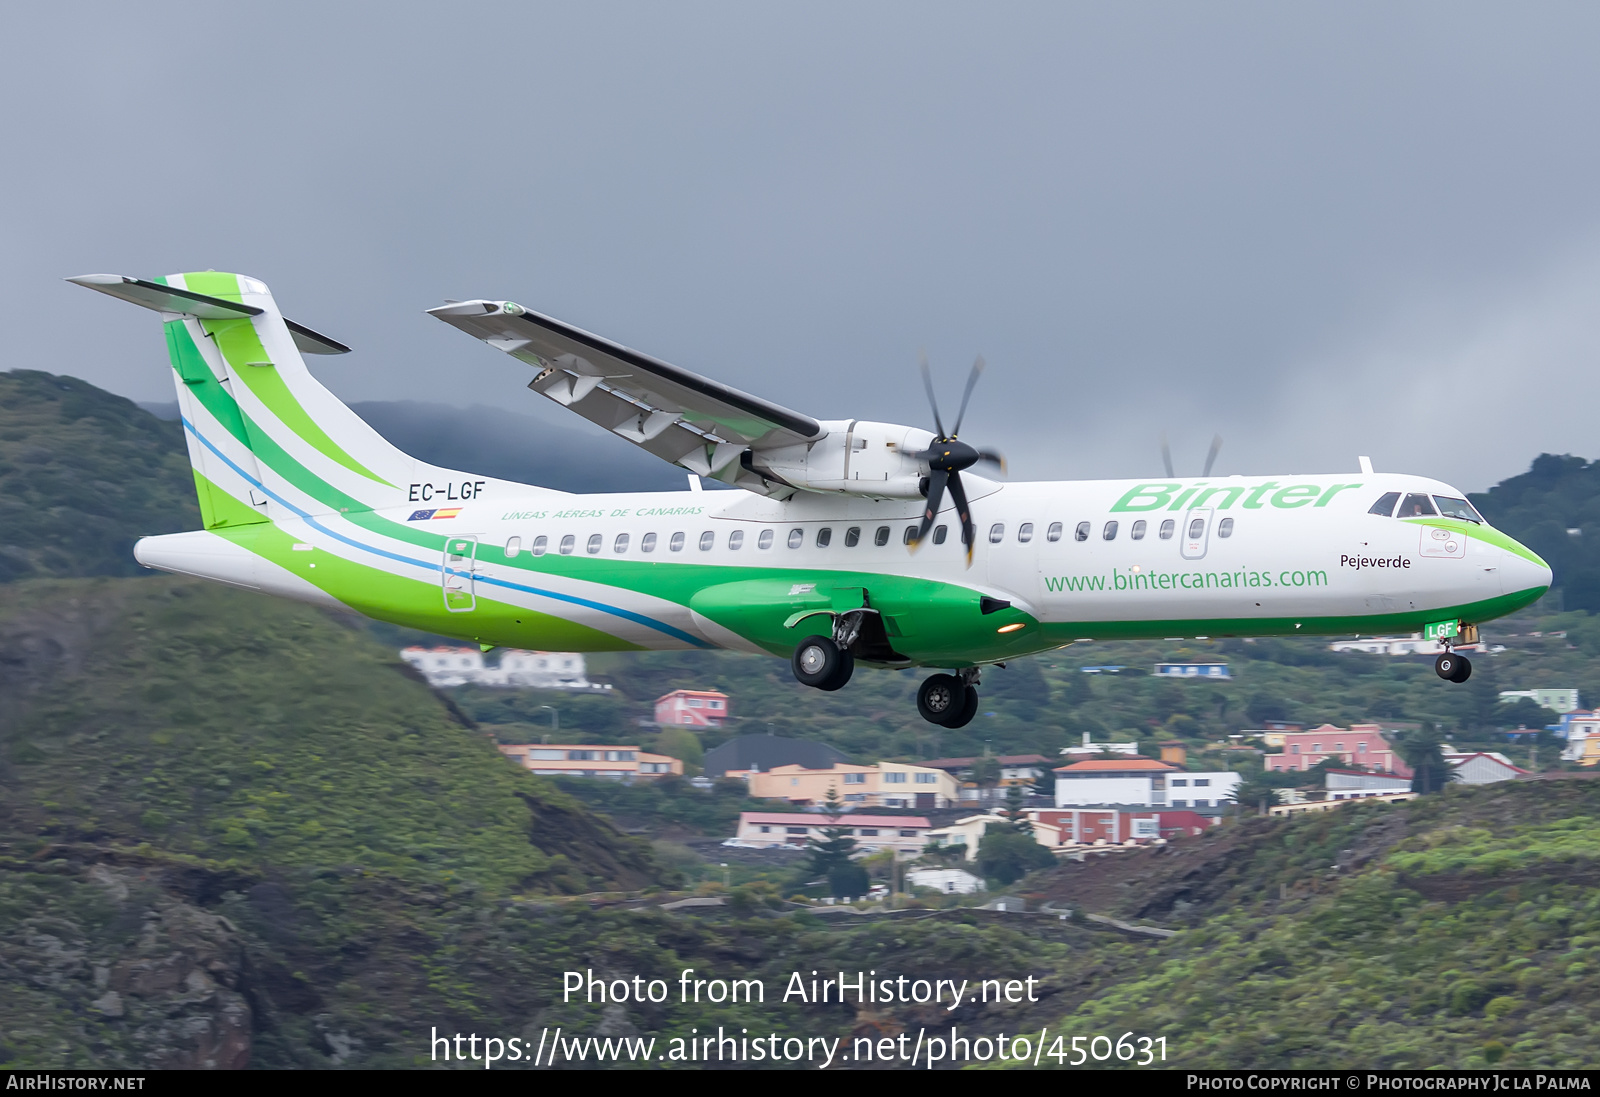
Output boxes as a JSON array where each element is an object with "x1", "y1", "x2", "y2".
[
  {"x1": 0, "y1": 371, "x2": 200, "y2": 582},
  {"x1": 1034, "y1": 780, "x2": 1600, "y2": 1069}
]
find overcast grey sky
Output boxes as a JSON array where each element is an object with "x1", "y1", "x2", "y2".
[{"x1": 6, "y1": 2, "x2": 1600, "y2": 491}]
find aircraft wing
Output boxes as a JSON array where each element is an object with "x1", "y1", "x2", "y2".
[{"x1": 428, "y1": 300, "x2": 822, "y2": 492}]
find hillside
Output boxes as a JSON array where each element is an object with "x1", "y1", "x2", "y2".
[
  {"x1": 0, "y1": 576, "x2": 661, "y2": 1067},
  {"x1": 0, "y1": 371, "x2": 200, "y2": 582},
  {"x1": 1029, "y1": 778, "x2": 1600, "y2": 1069}
]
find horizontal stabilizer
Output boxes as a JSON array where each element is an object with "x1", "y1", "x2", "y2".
[
  {"x1": 68, "y1": 274, "x2": 350, "y2": 354},
  {"x1": 285, "y1": 318, "x2": 351, "y2": 355},
  {"x1": 68, "y1": 274, "x2": 262, "y2": 319}
]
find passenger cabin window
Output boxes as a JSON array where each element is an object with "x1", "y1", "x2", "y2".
[
  {"x1": 933, "y1": 525, "x2": 948, "y2": 544},
  {"x1": 1131, "y1": 520, "x2": 1146, "y2": 540},
  {"x1": 559, "y1": 534, "x2": 575, "y2": 555},
  {"x1": 758, "y1": 529, "x2": 774, "y2": 550},
  {"x1": 586, "y1": 533, "x2": 603, "y2": 554},
  {"x1": 1102, "y1": 520, "x2": 1118, "y2": 541},
  {"x1": 531, "y1": 534, "x2": 548, "y2": 556},
  {"x1": 669, "y1": 532, "x2": 686, "y2": 552},
  {"x1": 989, "y1": 523, "x2": 1005, "y2": 543},
  {"x1": 845, "y1": 526, "x2": 860, "y2": 547},
  {"x1": 903, "y1": 526, "x2": 917, "y2": 545},
  {"x1": 505, "y1": 536, "x2": 521, "y2": 558},
  {"x1": 1188, "y1": 518, "x2": 1205, "y2": 540},
  {"x1": 1433, "y1": 496, "x2": 1482, "y2": 523},
  {"x1": 1369, "y1": 491, "x2": 1400, "y2": 517},
  {"x1": 641, "y1": 532, "x2": 657, "y2": 553},
  {"x1": 1399, "y1": 493, "x2": 1437, "y2": 518},
  {"x1": 1218, "y1": 517, "x2": 1234, "y2": 538},
  {"x1": 816, "y1": 527, "x2": 832, "y2": 547},
  {"x1": 698, "y1": 531, "x2": 714, "y2": 551},
  {"x1": 1159, "y1": 519, "x2": 1175, "y2": 540},
  {"x1": 1018, "y1": 522, "x2": 1034, "y2": 543},
  {"x1": 788, "y1": 528, "x2": 804, "y2": 549},
  {"x1": 875, "y1": 526, "x2": 890, "y2": 546},
  {"x1": 1074, "y1": 521, "x2": 1090, "y2": 542},
  {"x1": 1047, "y1": 522, "x2": 1063, "y2": 542},
  {"x1": 614, "y1": 532, "x2": 630, "y2": 553},
  {"x1": 728, "y1": 530, "x2": 744, "y2": 550}
]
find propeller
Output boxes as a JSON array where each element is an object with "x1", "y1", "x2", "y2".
[
  {"x1": 909, "y1": 353, "x2": 1005, "y2": 567},
  {"x1": 1160, "y1": 432, "x2": 1224, "y2": 478}
]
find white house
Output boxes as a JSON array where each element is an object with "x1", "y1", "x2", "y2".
[
  {"x1": 1325, "y1": 769, "x2": 1412, "y2": 800},
  {"x1": 922, "y1": 814, "x2": 1012, "y2": 861},
  {"x1": 1329, "y1": 635, "x2": 1489, "y2": 657},
  {"x1": 1054, "y1": 758, "x2": 1240, "y2": 809},
  {"x1": 1060, "y1": 733, "x2": 1141, "y2": 759},
  {"x1": 1153, "y1": 662, "x2": 1232, "y2": 679},
  {"x1": 1443, "y1": 751, "x2": 1529, "y2": 785},
  {"x1": 733, "y1": 812, "x2": 930, "y2": 855},
  {"x1": 400, "y1": 646, "x2": 594, "y2": 690},
  {"x1": 1497, "y1": 689, "x2": 1580, "y2": 715},
  {"x1": 907, "y1": 867, "x2": 985, "y2": 894}
]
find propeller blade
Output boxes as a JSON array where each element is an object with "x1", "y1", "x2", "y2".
[
  {"x1": 950, "y1": 355, "x2": 985, "y2": 437},
  {"x1": 945, "y1": 469, "x2": 976, "y2": 568},
  {"x1": 1161, "y1": 432, "x2": 1174, "y2": 479},
  {"x1": 1202, "y1": 434, "x2": 1223, "y2": 478},
  {"x1": 919, "y1": 351, "x2": 947, "y2": 439},
  {"x1": 975, "y1": 448, "x2": 1007, "y2": 475},
  {"x1": 908, "y1": 469, "x2": 948, "y2": 552}
]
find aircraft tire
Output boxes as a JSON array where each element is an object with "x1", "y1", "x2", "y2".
[
  {"x1": 940, "y1": 686, "x2": 980, "y2": 729},
  {"x1": 1449, "y1": 655, "x2": 1472, "y2": 683},
  {"x1": 917, "y1": 673, "x2": 964, "y2": 725},
  {"x1": 792, "y1": 635, "x2": 853, "y2": 691},
  {"x1": 1435, "y1": 653, "x2": 1467, "y2": 682}
]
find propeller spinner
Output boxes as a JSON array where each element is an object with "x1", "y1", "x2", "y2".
[{"x1": 908, "y1": 354, "x2": 1005, "y2": 566}]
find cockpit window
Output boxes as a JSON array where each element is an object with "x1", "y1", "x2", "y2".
[
  {"x1": 1368, "y1": 491, "x2": 1400, "y2": 517},
  {"x1": 1398, "y1": 493, "x2": 1438, "y2": 518},
  {"x1": 1433, "y1": 496, "x2": 1482, "y2": 523}
]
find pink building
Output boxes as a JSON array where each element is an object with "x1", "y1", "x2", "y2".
[
  {"x1": 1262, "y1": 723, "x2": 1411, "y2": 776},
  {"x1": 654, "y1": 689, "x2": 730, "y2": 728}
]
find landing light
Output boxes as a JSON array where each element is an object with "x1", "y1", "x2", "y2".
[{"x1": 997, "y1": 623, "x2": 1026, "y2": 634}]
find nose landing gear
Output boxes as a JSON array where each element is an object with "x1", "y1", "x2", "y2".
[
  {"x1": 1435, "y1": 651, "x2": 1472, "y2": 683},
  {"x1": 917, "y1": 669, "x2": 980, "y2": 728}
]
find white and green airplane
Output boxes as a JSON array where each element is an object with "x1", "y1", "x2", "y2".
[{"x1": 73, "y1": 272, "x2": 1551, "y2": 728}]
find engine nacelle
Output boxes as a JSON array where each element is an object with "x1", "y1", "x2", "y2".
[{"x1": 751, "y1": 420, "x2": 934, "y2": 498}]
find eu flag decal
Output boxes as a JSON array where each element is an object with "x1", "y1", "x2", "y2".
[{"x1": 408, "y1": 509, "x2": 436, "y2": 521}]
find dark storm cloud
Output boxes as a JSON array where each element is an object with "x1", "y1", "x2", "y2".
[{"x1": 4, "y1": 2, "x2": 1600, "y2": 491}]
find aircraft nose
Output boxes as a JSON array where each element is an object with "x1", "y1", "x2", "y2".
[{"x1": 1502, "y1": 539, "x2": 1552, "y2": 599}]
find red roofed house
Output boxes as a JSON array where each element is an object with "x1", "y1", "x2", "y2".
[
  {"x1": 732, "y1": 812, "x2": 930, "y2": 855},
  {"x1": 1053, "y1": 757, "x2": 1241, "y2": 809},
  {"x1": 1261, "y1": 723, "x2": 1410, "y2": 776},
  {"x1": 655, "y1": 689, "x2": 730, "y2": 728}
]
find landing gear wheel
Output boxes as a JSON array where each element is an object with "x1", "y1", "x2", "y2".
[
  {"x1": 941, "y1": 685, "x2": 980, "y2": 729},
  {"x1": 917, "y1": 673, "x2": 964, "y2": 725},
  {"x1": 791, "y1": 634, "x2": 854, "y2": 691},
  {"x1": 1450, "y1": 654, "x2": 1472, "y2": 683},
  {"x1": 1435, "y1": 652, "x2": 1472, "y2": 683}
]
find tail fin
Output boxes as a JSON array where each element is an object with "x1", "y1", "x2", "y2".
[{"x1": 71, "y1": 272, "x2": 455, "y2": 530}]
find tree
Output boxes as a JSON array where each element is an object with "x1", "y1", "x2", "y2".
[
  {"x1": 804, "y1": 787, "x2": 863, "y2": 897},
  {"x1": 1226, "y1": 773, "x2": 1280, "y2": 816},
  {"x1": 1395, "y1": 725, "x2": 1455, "y2": 794},
  {"x1": 976, "y1": 828, "x2": 1055, "y2": 886},
  {"x1": 653, "y1": 727, "x2": 703, "y2": 770},
  {"x1": 1495, "y1": 697, "x2": 1560, "y2": 731}
]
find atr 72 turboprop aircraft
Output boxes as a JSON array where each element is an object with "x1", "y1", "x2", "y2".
[{"x1": 74, "y1": 272, "x2": 1551, "y2": 729}]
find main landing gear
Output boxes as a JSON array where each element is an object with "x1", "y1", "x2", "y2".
[
  {"x1": 1435, "y1": 651, "x2": 1472, "y2": 683},
  {"x1": 917, "y1": 670, "x2": 980, "y2": 729},
  {"x1": 788, "y1": 630, "x2": 980, "y2": 728}
]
